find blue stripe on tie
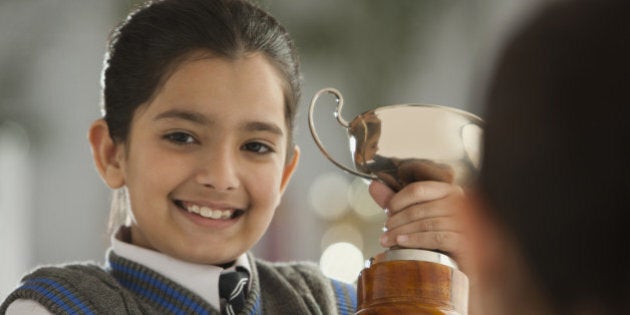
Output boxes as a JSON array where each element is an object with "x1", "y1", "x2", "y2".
[
  {"x1": 24, "y1": 278, "x2": 95, "y2": 315},
  {"x1": 110, "y1": 261, "x2": 208, "y2": 315}
]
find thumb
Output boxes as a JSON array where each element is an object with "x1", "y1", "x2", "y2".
[{"x1": 368, "y1": 180, "x2": 394, "y2": 209}]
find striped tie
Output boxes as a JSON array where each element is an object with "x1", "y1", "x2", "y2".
[{"x1": 219, "y1": 268, "x2": 249, "y2": 315}]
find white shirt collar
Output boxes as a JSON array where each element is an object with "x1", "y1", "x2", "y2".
[{"x1": 110, "y1": 228, "x2": 251, "y2": 308}]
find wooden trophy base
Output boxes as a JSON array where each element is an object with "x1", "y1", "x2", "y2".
[{"x1": 355, "y1": 249, "x2": 469, "y2": 315}]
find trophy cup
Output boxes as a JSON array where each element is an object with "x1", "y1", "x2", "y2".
[{"x1": 308, "y1": 88, "x2": 483, "y2": 315}]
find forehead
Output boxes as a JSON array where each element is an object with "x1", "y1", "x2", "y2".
[
  {"x1": 171, "y1": 51, "x2": 289, "y2": 103},
  {"x1": 136, "y1": 53, "x2": 288, "y2": 129}
]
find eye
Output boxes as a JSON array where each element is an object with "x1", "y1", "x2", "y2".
[
  {"x1": 163, "y1": 131, "x2": 197, "y2": 145},
  {"x1": 242, "y1": 141, "x2": 273, "y2": 154}
]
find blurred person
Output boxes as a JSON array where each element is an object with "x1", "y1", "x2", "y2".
[
  {"x1": 465, "y1": 0, "x2": 630, "y2": 314},
  {"x1": 0, "y1": 0, "x2": 470, "y2": 314}
]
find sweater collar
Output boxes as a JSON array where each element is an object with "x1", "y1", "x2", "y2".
[{"x1": 109, "y1": 227, "x2": 251, "y2": 309}]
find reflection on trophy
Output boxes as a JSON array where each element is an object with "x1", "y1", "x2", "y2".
[{"x1": 308, "y1": 88, "x2": 483, "y2": 315}]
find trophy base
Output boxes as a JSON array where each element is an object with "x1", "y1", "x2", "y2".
[{"x1": 355, "y1": 249, "x2": 469, "y2": 315}]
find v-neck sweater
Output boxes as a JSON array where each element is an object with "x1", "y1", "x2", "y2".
[{"x1": 1, "y1": 250, "x2": 356, "y2": 314}]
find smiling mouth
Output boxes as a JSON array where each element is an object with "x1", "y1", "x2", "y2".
[{"x1": 174, "y1": 200, "x2": 245, "y2": 220}]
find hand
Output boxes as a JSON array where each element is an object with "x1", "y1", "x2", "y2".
[{"x1": 369, "y1": 180, "x2": 472, "y2": 273}]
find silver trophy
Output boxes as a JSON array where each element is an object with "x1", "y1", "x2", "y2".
[{"x1": 308, "y1": 88, "x2": 483, "y2": 314}]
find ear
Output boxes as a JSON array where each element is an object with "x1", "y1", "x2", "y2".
[
  {"x1": 279, "y1": 145, "x2": 300, "y2": 194},
  {"x1": 88, "y1": 119, "x2": 126, "y2": 189}
]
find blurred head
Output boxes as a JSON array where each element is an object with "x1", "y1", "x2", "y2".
[
  {"x1": 470, "y1": 1, "x2": 630, "y2": 314},
  {"x1": 88, "y1": 0, "x2": 301, "y2": 264}
]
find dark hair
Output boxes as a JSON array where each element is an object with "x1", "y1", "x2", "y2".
[
  {"x1": 102, "y1": 0, "x2": 301, "y2": 146},
  {"x1": 479, "y1": 0, "x2": 629, "y2": 313}
]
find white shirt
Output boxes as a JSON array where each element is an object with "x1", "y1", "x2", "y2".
[{"x1": 5, "y1": 231, "x2": 251, "y2": 314}]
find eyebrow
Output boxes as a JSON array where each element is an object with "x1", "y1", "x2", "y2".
[
  {"x1": 154, "y1": 109, "x2": 210, "y2": 125},
  {"x1": 242, "y1": 121, "x2": 284, "y2": 137},
  {"x1": 153, "y1": 109, "x2": 284, "y2": 136}
]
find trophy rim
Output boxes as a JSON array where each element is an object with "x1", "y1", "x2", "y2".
[
  {"x1": 364, "y1": 103, "x2": 484, "y2": 125},
  {"x1": 369, "y1": 249, "x2": 460, "y2": 270}
]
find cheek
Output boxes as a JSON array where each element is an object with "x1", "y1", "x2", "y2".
[
  {"x1": 127, "y1": 151, "x2": 189, "y2": 198},
  {"x1": 247, "y1": 163, "x2": 285, "y2": 206}
]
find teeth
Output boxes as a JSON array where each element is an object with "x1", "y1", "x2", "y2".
[
  {"x1": 200, "y1": 207, "x2": 212, "y2": 217},
  {"x1": 185, "y1": 203, "x2": 233, "y2": 220}
]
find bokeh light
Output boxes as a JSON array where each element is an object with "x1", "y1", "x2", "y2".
[
  {"x1": 347, "y1": 178, "x2": 385, "y2": 221},
  {"x1": 0, "y1": 121, "x2": 31, "y2": 299},
  {"x1": 319, "y1": 242, "x2": 364, "y2": 284},
  {"x1": 307, "y1": 172, "x2": 350, "y2": 220},
  {"x1": 320, "y1": 224, "x2": 364, "y2": 252}
]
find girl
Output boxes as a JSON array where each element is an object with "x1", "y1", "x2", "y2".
[{"x1": 1, "y1": 0, "x2": 469, "y2": 314}]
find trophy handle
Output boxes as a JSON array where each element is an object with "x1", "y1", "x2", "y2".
[{"x1": 308, "y1": 88, "x2": 378, "y2": 180}]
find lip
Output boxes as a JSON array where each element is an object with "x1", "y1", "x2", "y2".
[{"x1": 173, "y1": 199, "x2": 245, "y2": 228}]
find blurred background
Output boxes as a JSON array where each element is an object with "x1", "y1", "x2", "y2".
[{"x1": 0, "y1": 0, "x2": 546, "y2": 299}]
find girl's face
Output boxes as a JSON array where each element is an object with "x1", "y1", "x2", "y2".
[{"x1": 108, "y1": 53, "x2": 298, "y2": 265}]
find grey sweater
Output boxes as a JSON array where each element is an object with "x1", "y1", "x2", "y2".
[{"x1": 0, "y1": 251, "x2": 356, "y2": 315}]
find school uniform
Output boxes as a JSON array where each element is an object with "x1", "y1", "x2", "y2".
[{"x1": 1, "y1": 228, "x2": 356, "y2": 314}]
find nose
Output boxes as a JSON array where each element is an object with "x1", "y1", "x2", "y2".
[{"x1": 195, "y1": 147, "x2": 239, "y2": 191}]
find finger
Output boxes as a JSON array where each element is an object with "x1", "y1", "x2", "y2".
[
  {"x1": 399, "y1": 159, "x2": 455, "y2": 184},
  {"x1": 381, "y1": 216, "x2": 463, "y2": 246},
  {"x1": 380, "y1": 228, "x2": 472, "y2": 274},
  {"x1": 385, "y1": 196, "x2": 460, "y2": 230},
  {"x1": 384, "y1": 230, "x2": 463, "y2": 255},
  {"x1": 387, "y1": 181, "x2": 461, "y2": 213},
  {"x1": 368, "y1": 180, "x2": 395, "y2": 209}
]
